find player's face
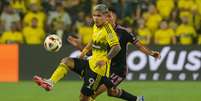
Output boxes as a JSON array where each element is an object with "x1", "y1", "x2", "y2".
[
  {"x1": 92, "y1": 11, "x2": 107, "y2": 26},
  {"x1": 107, "y1": 11, "x2": 117, "y2": 25}
]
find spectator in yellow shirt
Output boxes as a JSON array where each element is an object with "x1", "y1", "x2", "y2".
[
  {"x1": 179, "y1": 11, "x2": 194, "y2": 26},
  {"x1": 176, "y1": 16, "x2": 197, "y2": 45},
  {"x1": 26, "y1": 0, "x2": 41, "y2": 6},
  {"x1": 195, "y1": 0, "x2": 201, "y2": 15},
  {"x1": 137, "y1": 18, "x2": 152, "y2": 45},
  {"x1": 178, "y1": 0, "x2": 196, "y2": 11},
  {"x1": 156, "y1": 0, "x2": 175, "y2": 19},
  {"x1": 10, "y1": 0, "x2": 27, "y2": 14},
  {"x1": 23, "y1": 3, "x2": 46, "y2": 28},
  {"x1": 1, "y1": 21, "x2": 23, "y2": 44},
  {"x1": 145, "y1": 5, "x2": 162, "y2": 33},
  {"x1": 198, "y1": 35, "x2": 201, "y2": 44},
  {"x1": 155, "y1": 20, "x2": 176, "y2": 45},
  {"x1": 194, "y1": 0, "x2": 201, "y2": 33},
  {"x1": 77, "y1": 15, "x2": 93, "y2": 46},
  {"x1": 23, "y1": 17, "x2": 45, "y2": 44},
  {"x1": 169, "y1": 9, "x2": 179, "y2": 31},
  {"x1": 178, "y1": 0, "x2": 197, "y2": 26}
]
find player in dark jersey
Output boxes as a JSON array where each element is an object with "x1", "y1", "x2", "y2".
[{"x1": 67, "y1": 7, "x2": 160, "y2": 101}]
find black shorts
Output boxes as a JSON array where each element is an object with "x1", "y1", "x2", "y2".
[
  {"x1": 108, "y1": 65, "x2": 127, "y2": 87},
  {"x1": 72, "y1": 58, "x2": 113, "y2": 96},
  {"x1": 71, "y1": 58, "x2": 86, "y2": 76}
]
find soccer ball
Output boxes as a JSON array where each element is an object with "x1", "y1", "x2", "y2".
[{"x1": 44, "y1": 34, "x2": 62, "y2": 52}]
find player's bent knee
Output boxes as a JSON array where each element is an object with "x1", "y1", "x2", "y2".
[
  {"x1": 107, "y1": 88, "x2": 118, "y2": 97},
  {"x1": 61, "y1": 57, "x2": 74, "y2": 69},
  {"x1": 80, "y1": 93, "x2": 89, "y2": 101}
]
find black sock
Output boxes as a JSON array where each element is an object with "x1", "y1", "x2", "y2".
[{"x1": 118, "y1": 89, "x2": 137, "y2": 101}]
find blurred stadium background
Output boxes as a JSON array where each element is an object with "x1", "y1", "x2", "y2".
[{"x1": 0, "y1": 0, "x2": 201, "y2": 101}]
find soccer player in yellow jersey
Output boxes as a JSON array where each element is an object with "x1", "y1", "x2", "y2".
[
  {"x1": 33, "y1": 4, "x2": 121, "y2": 101},
  {"x1": 68, "y1": 7, "x2": 160, "y2": 101}
]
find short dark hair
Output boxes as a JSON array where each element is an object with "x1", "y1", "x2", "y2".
[
  {"x1": 93, "y1": 4, "x2": 109, "y2": 14},
  {"x1": 108, "y1": 7, "x2": 117, "y2": 14}
]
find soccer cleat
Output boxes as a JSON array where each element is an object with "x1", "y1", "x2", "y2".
[
  {"x1": 33, "y1": 75, "x2": 54, "y2": 91},
  {"x1": 137, "y1": 96, "x2": 144, "y2": 101}
]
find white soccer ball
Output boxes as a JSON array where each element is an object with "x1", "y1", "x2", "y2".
[{"x1": 44, "y1": 34, "x2": 62, "y2": 52}]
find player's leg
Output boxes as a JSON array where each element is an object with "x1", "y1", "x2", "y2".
[
  {"x1": 108, "y1": 87, "x2": 139, "y2": 101},
  {"x1": 91, "y1": 84, "x2": 107, "y2": 99},
  {"x1": 91, "y1": 72, "x2": 122, "y2": 99},
  {"x1": 49, "y1": 57, "x2": 75, "y2": 83},
  {"x1": 91, "y1": 84, "x2": 143, "y2": 101},
  {"x1": 92, "y1": 72, "x2": 141, "y2": 101},
  {"x1": 33, "y1": 57, "x2": 77, "y2": 91},
  {"x1": 107, "y1": 73, "x2": 140, "y2": 101},
  {"x1": 80, "y1": 62, "x2": 105, "y2": 101},
  {"x1": 80, "y1": 92, "x2": 90, "y2": 101}
]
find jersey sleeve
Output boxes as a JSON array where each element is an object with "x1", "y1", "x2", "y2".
[
  {"x1": 126, "y1": 31, "x2": 139, "y2": 45},
  {"x1": 104, "y1": 24, "x2": 120, "y2": 47}
]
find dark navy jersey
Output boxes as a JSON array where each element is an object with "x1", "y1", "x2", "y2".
[{"x1": 110, "y1": 25, "x2": 138, "y2": 77}]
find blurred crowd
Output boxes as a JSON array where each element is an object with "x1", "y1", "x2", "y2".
[{"x1": 0, "y1": 0, "x2": 201, "y2": 45}]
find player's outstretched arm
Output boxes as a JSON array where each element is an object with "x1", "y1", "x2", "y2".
[
  {"x1": 67, "y1": 35, "x2": 92, "y2": 58},
  {"x1": 135, "y1": 41, "x2": 160, "y2": 59},
  {"x1": 80, "y1": 40, "x2": 92, "y2": 59},
  {"x1": 67, "y1": 36, "x2": 84, "y2": 50}
]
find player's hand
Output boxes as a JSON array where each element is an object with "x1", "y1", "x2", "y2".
[
  {"x1": 95, "y1": 60, "x2": 106, "y2": 68},
  {"x1": 79, "y1": 52, "x2": 85, "y2": 59},
  {"x1": 67, "y1": 36, "x2": 82, "y2": 50},
  {"x1": 151, "y1": 51, "x2": 161, "y2": 59}
]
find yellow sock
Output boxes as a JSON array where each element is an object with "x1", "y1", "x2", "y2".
[
  {"x1": 89, "y1": 97, "x2": 96, "y2": 101},
  {"x1": 50, "y1": 63, "x2": 69, "y2": 84}
]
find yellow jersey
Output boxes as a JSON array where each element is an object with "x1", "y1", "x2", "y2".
[
  {"x1": 155, "y1": 28, "x2": 175, "y2": 45},
  {"x1": 178, "y1": 0, "x2": 195, "y2": 10},
  {"x1": 179, "y1": 11, "x2": 193, "y2": 26},
  {"x1": 198, "y1": 35, "x2": 201, "y2": 44},
  {"x1": 26, "y1": 0, "x2": 41, "y2": 5},
  {"x1": 78, "y1": 26, "x2": 93, "y2": 45},
  {"x1": 137, "y1": 28, "x2": 152, "y2": 45},
  {"x1": 1, "y1": 31, "x2": 23, "y2": 44},
  {"x1": 157, "y1": 0, "x2": 175, "y2": 18},
  {"x1": 89, "y1": 23, "x2": 119, "y2": 77},
  {"x1": 146, "y1": 13, "x2": 162, "y2": 32},
  {"x1": 10, "y1": 0, "x2": 26, "y2": 13},
  {"x1": 23, "y1": 26, "x2": 45, "y2": 44},
  {"x1": 23, "y1": 11, "x2": 46, "y2": 28},
  {"x1": 195, "y1": 0, "x2": 201, "y2": 14},
  {"x1": 176, "y1": 24, "x2": 196, "y2": 45}
]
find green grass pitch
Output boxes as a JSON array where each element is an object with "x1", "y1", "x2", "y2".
[{"x1": 0, "y1": 81, "x2": 201, "y2": 101}]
